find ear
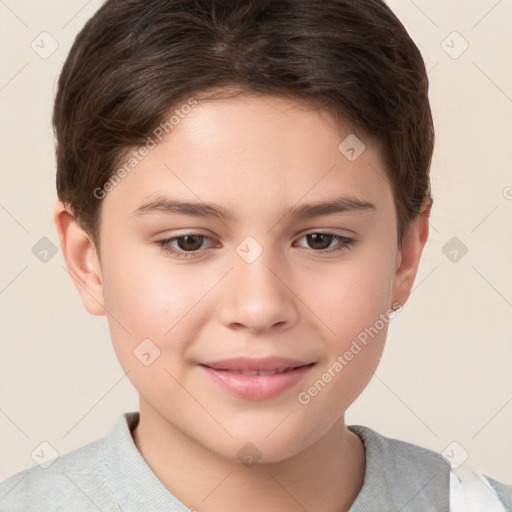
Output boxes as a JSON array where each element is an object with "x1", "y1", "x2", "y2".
[
  {"x1": 54, "y1": 201, "x2": 106, "y2": 316},
  {"x1": 392, "y1": 199, "x2": 431, "y2": 307}
]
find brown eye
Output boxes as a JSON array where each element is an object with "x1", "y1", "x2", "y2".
[
  {"x1": 306, "y1": 233, "x2": 335, "y2": 250},
  {"x1": 295, "y1": 232, "x2": 354, "y2": 255},
  {"x1": 156, "y1": 234, "x2": 215, "y2": 259},
  {"x1": 175, "y1": 234, "x2": 205, "y2": 251}
]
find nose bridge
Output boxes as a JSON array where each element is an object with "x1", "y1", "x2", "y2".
[{"x1": 218, "y1": 241, "x2": 298, "y2": 332}]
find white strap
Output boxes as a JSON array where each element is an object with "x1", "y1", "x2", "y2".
[{"x1": 450, "y1": 466, "x2": 506, "y2": 512}]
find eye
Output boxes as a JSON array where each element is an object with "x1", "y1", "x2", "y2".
[
  {"x1": 156, "y1": 234, "x2": 215, "y2": 259},
  {"x1": 294, "y1": 232, "x2": 354, "y2": 254},
  {"x1": 156, "y1": 231, "x2": 355, "y2": 260}
]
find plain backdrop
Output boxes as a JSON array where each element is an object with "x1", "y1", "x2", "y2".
[{"x1": 1, "y1": 0, "x2": 511, "y2": 484}]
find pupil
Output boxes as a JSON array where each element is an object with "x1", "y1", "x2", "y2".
[{"x1": 308, "y1": 233, "x2": 332, "y2": 250}]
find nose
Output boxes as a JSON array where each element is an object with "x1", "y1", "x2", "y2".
[{"x1": 218, "y1": 250, "x2": 299, "y2": 334}]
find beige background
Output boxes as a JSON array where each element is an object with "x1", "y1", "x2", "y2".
[{"x1": 1, "y1": 0, "x2": 511, "y2": 484}]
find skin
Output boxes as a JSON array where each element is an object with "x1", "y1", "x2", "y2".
[{"x1": 55, "y1": 93, "x2": 430, "y2": 512}]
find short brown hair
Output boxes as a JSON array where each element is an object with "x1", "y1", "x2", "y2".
[{"x1": 53, "y1": 0, "x2": 434, "y2": 250}]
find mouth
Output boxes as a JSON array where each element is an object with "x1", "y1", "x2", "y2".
[
  {"x1": 207, "y1": 367, "x2": 305, "y2": 376},
  {"x1": 200, "y1": 356, "x2": 314, "y2": 372},
  {"x1": 199, "y1": 357, "x2": 315, "y2": 400}
]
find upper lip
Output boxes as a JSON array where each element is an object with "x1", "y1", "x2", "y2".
[{"x1": 200, "y1": 357, "x2": 314, "y2": 372}]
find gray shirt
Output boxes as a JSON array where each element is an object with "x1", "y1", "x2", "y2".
[{"x1": 0, "y1": 412, "x2": 509, "y2": 511}]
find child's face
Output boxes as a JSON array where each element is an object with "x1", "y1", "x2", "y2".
[{"x1": 84, "y1": 94, "x2": 425, "y2": 462}]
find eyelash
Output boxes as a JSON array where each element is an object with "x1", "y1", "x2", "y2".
[{"x1": 156, "y1": 232, "x2": 354, "y2": 259}]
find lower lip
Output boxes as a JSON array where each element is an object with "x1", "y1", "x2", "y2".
[{"x1": 200, "y1": 364, "x2": 314, "y2": 400}]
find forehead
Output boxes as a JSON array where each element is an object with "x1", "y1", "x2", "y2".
[{"x1": 100, "y1": 94, "x2": 392, "y2": 223}]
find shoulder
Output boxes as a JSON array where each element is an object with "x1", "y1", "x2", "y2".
[
  {"x1": 348, "y1": 424, "x2": 447, "y2": 474},
  {"x1": 348, "y1": 424, "x2": 451, "y2": 510},
  {"x1": 348, "y1": 425, "x2": 511, "y2": 511},
  {"x1": 1, "y1": 412, "x2": 191, "y2": 512},
  {"x1": 0, "y1": 434, "x2": 118, "y2": 512},
  {"x1": 0, "y1": 413, "x2": 143, "y2": 512}
]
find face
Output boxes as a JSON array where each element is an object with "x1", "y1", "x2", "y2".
[{"x1": 72, "y1": 94, "x2": 422, "y2": 463}]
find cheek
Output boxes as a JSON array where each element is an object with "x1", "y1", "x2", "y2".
[
  {"x1": 99, "y1": 247, "x2": 214, "y2": 365},
  {"x1": 296, "y1": 247, "x2": 396, "y2": 408},
  {"x1": 297, "y1": 303, "x2": 391, "y2": 430},
  {"x1": 305, "y1": 250, "x2": 396, "y2": 341}
]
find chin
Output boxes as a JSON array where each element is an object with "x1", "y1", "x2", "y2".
[{"x1": 203, "y1": 427, "x2": 314, "y2": 467}]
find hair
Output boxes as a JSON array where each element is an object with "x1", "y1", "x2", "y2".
[{"x1": 53, "y1": 0, "x2": 434, "y2": 252}]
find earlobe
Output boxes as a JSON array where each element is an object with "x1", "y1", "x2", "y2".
[
  {"x1": 392, "y1": 200, "x2": 431, "y2": 307},
  {"x1": 53, "y1": 201, "x2": 106, "y2": 316}
]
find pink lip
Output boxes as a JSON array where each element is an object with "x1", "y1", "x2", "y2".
[{"x1": 199, "y1": 357, "x2": 315, "y2": 400}]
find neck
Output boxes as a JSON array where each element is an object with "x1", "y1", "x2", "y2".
[{"x1": 132, "y1": 400, "x2": 365, "y2": 512}]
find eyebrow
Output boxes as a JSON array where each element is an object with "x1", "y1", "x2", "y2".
[{"x1": 131, "y1": 195, "x2": 376, "y2": 221}]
